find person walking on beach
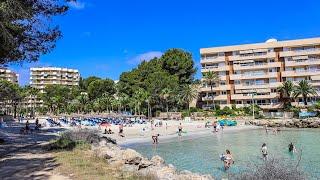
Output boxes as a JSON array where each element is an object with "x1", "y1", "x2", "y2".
[
  {"x1": 261, "y1": 143, "x2": 268, "y2": 161},
  {"x1": 119, "y1": 124, "x2": 124, "y2": 137},
  {"x1": 178, "y1": 123, "x2": 183, "y2": 136}
]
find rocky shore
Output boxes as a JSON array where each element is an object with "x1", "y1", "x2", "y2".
[
  {"x1": 92, "y1": 138, "x2": 213, "y2": 180},
  {"x1": 245, "y1": 118, "x2": 320, "y2": 128}
]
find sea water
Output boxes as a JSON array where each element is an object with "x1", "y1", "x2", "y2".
[{"x1": 127, "y1": 129, "x2": 320, "y2": 179}]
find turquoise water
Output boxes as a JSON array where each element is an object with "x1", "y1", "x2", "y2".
[{"x1": 126, "y1": 129, "x2": 320, "y2": 179}]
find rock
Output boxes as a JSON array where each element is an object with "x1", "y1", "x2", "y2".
[
  {"x1": 123, "y1": 164, "x2": 139, "y2": 172},
  {"x1": 122, "y1": 149, "x2": 143, "y2": 165},
  {"x1": 309, "y1": 121, "x2": 320, "y2": 128},
  {"x1": 151, "y1": 155, "x2": 165, "y2": 166},
  {"x1": 139, "y1": 158, "x2": 153, "y2": 169}
]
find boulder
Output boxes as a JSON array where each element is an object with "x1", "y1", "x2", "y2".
[
  {"x1": 309, "y1": 121, "x2": 320, "y2": 128},
  {"x1": 151, "y1": 155, "x2": 165, "y2": 166},
  {"x1": 139, "y1": 158, "x2": 153, "y2": 169},
  {"x1": 122, "y1": 149, "x2": 143, "y2": 165}
]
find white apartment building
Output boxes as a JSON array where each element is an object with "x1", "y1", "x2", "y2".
[
  {"x1": 0, "y1": 67, "x2": 19, "y2": 84},
  {"x1": 200, "y1": 37, "x2": 320, "y2": 111},
  {"x1": 30, "y1": 67, "x2": 80, "y2": 92}
]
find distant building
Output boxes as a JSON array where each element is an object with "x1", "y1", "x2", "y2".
[
  {"x1": 30, "y1": 67, "x2": 80, "y2": 92},
  {"x1": 0, "y1": 67, "x2": 19, "y2": 84},
  {"x1": 200, "y1": 37, "x2": 320, "y2": 111}
]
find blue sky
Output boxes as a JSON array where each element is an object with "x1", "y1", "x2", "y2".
[{"x1": 9, "y1": 0, "x2": 320, "y2": 85}]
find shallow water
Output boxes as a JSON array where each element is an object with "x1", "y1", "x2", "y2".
[{"x1": 126, "y1": 129, "x2": 320, "y2": 179}]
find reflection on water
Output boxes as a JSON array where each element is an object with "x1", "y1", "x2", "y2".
[{"x1": 127, "y1": 129, "x2": 320, "y2": 179}]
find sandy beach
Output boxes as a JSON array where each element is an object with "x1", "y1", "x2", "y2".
[{"x1": 97, "y1": 120, "x2": 261, "y2": 146}]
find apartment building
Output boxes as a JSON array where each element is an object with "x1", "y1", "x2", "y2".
[
  {"x1": 200, "y1": 37, "x2": 320, "y2": 111},
  {"x1": 30, "y1": 67, "x2": 80, "y2": 92},
  {"x1": 0, "y1": 67, "x2": 19, "y2": 84}
]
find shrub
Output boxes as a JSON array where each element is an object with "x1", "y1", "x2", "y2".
[
  {"x1": 229, "y1": 157, "x2": 305, "y2": 180},
  {"x1": 47, "y1": 129, "x2": 100, "y2": 151}
]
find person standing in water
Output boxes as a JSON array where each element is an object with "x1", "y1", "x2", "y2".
[
  {"x1": 178, "y1": 123, "x2": 183, "y2": 136},
  {"x1": 152, "y1": 130, "x2": 159, "y2": 144},
  {"x1": 222, "y1": 149, "x2": 234, "y2": 170},
  {"x1": 261, "y1": 143, "x2": 268, "y2": 161},
  {"x1": 288, "y1": 142, "x2": 297, "y2": 153}
]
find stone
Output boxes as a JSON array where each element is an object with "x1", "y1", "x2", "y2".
[
  {"x1": 122, "y1": 149, "x2": 143, "y2": 165},
  {"x1": 139, "y1": 158, "x2": 153, "y2": 169},
  {"x1": 151, "y1": 155, "x2": 165, "y2": 166}
]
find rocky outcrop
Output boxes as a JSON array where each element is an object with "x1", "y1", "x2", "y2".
[
  {"x1": 92, "y1": 142, "x2": 214, "y2": 180},
  {"x1": 245, "y1": 118, "x2": 320, "y2": 128}
]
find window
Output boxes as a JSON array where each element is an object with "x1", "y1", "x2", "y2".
[
  {"x1": 236, "y1": 101, "x2": 242, "y2": 104},
  {"x1": 221, "y1": 91, "x2": 227, "y2": 95},
  {"x1": 220, "y1": 101, "x2": 227, "y2": 104},
  {"x1": 271, "y1": 89, "x2": 277, "y2": 93},
  {"x1": 269, "y1": 78, "x2": 277, "y2": 83},
  {"x1": 234, "y1": 80, "x2": 241, "y2": 85},
  {"x1": 220, "y1": 81, "x2": 226, "y2": 85}
]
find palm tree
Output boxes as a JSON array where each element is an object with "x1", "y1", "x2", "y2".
[
  {"x1": 203, "y1": 71, "x2": 219, "y2": 110},
  {"x1": 161, "y1": 88, "x2": 172, "y2": 119},
  {"x1": 277, "y1": 81, "x2": 294, "y2": 110},
  {"x1": 179, "y1": 84, "x2": 198, "y2": 116},
  {"x1": 293, "y1": 80, "x2": 317, "y2": 106}
]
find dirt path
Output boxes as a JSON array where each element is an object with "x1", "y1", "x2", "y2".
[{"x1": 0, "y1": 121, "x2": 69, "y2": 180}]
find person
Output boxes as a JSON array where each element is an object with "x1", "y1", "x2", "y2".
[
  {"x1": 212, "y1": 121, "x2": 217, "y2": 132},
  {"x1": 264, "y1": 125, "x2": 268, "y2": 134},
  {"x1": 119, "y1": 124, "x2": 124, "y2": 137},
  {"x1": 104, "y1": 128, "x2": 107, "y2": 134},
  {"x1": 152, "y1": 130, "x2": 159, "y2": 144},
  {"x1": 261, "y1": 143, "x2": 268, "y2": 161},
  {"x1": 222, "y1": 149, "x2": 234, "y2": 170},
  {"x1": 288, "y1": 142, "x2": 297, "y2": 153},
  {"x1": 108, "y1": 128, "x2": 113, "y2": 134},
  {"x1": 220, "y1": 122, "x2": 224, "y2": 131},
  {"x1": 178, "y1": 123, "x2": 183, "y2": 136}
]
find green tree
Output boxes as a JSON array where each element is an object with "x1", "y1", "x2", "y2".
[
  {"x1": 203, "y1": 71, "x2": 219, "y2": 110},
  {"x1": 277, "y1": 81, "x2": 294, "y2": 110},
  {"x1": 179, "y1": 84, "x2": 198, "y2": 115},
  {"x1": 87, "y1": 79, "x2": 116, "y2": 100},
  {"x1": 161, "y1": 88, "x2": 172, "y2": 118},
  {"x1": 161, "y1": 49, "x2": 196, "y2": 84},
  {"x1": 293, "y1": 80, "x2": 317, "y2": 106},
  {"x1": 0, "y1": 0, "x2": 73, "y2": 64}
]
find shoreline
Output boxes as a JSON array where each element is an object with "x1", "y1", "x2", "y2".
[{"x1": 119, "y1": 125, "x2": 262, "y2": 146}]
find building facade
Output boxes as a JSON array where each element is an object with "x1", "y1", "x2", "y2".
[
  {"x1": 30, "y1": 67, "x2": 80, "y2": 92},
  {"x1": 0, "y1": 67, "x2": 19, "y2": 84},
  {"x1": 200, "y1": 37, "x2": 320, "y2": 111}
]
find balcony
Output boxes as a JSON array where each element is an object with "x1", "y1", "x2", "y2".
[
  {"x1": 282, "y1": 70, "x2": 320, "y2": 77},
  {"x1": 202, "y1": 95, "x2": 228, "y2": 101},
  {"x1": 200, "y1": 85, "x2": 231, "y2": 92},
  {"x1": 230, "y1": 72, "x2": 278, "y2": 80},
  {"x1": 229, "y1": 52, "x2": 276, "y2": 61},
  {"x1": 231, "y1": 93, "x2": 278, "y2": 100},
  {"x1": 285, "y1": 59, "x2": 320, "y2": 67},
  {"x1": 201, "y1": 56, "x2": 225, "y2": 63},
  {"x1": 233, "y1": 62, "x2": 281, "y2": 71},
  {"x1": 280, "y1": 48, "x2": 320, "y2": 57},
  {"x1": 234, "y1": 82, "x2": 282, "y2": 90},
  {"x1": 236, "y1": 103, "x2": 282, "y2": 109},
  {"x1": 201, "y1": 65, "x2": 230, "y2": 72}
]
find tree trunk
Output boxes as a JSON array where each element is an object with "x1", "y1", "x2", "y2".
[
  {"x1": 166, "y1": 102, "x2": 169, "y2": 120},
  {"x1": 211, "y1": 85, "x2": 216, "y2": 110},
  {"x1": 303, "y1": 96, "x2": 308, "y2": 106}
]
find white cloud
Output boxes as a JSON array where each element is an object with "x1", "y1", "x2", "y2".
[
  {"x1": 68, "y1": 1, "x2": 86, "y2": 10},
  {"x1": 127, "y1": 51, "x2": 163, "y2": 65}
]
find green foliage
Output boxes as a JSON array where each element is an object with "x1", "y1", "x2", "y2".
[
  {"x1": 0, "y1": 0, "x2": 71, "y2": 64},
  {"x1": 117, "y1": 49, "x2": 197, "y2": 114},
  {"x1": 293, "y1": 80, "x2": 317, "y2": 106},
  {"x1": 87, "y1": 78, "x2": 116, "y2": 100},
  {"x1": 243, "y1": 104, "x2": 262, "y2": 117},
  {"x1": 215, "y1": 106, "x2": 234, "y2": 116}
]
